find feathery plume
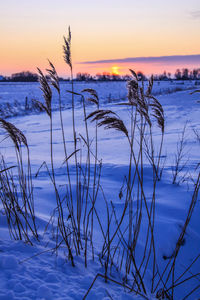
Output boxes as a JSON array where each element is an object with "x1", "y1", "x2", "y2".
[
  {"x1": 146, "y1": 75, "x2": 154, "y2": 96},
  {"x1": 86, "y1": 109, "x2": 116, "y2": 122},
  {"x1": 127, "y1": 79, "x2": 139, "y2": 104},
  {"x1": 37, "y1": 68, "x2": 52, "y2": 117},
  {"x1": 0, "y1": 118, "x2": 27, "y2": 150},
  {"x1": 82, "y1": 88, "x2": 99, "y2": 106},
  {"x1": 98, "y1": 117, "x2": 129, "y2": 137},
  {"x1": 46, "y1": 60, "x2": 60, "y2": 94},
  {"x1": 63, "y1": 26, "x2": 72, "y2": 69},
  {"x1": 87, "y1": 109, "x2": 128, "y2": 137},
  {"x1": 129, "y1": 69, "x2": 138, "y2": 81},
  {"x1": 148, "y1": 95, "x2": 165, "y2": 133}
]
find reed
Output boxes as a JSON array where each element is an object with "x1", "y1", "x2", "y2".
[
  {"x1": 0, "y1": 118, "x2": 38, "y2": 243},
  {"x1": 1, "y1": 27, "x2": 199, "y2": 299},
  {"x1": 172, "y1": 123, "x2": 188, "y2": 184},
  {"x1": 36, "y1": 66, "x2": 75, "y2": 266}
]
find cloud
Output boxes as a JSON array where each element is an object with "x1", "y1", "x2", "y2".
[
  {"x1": 190, "y1": 10, "x2": 200, "y2": 19},
  {"x1": 80, "y1": 55, "x2": 200, "y2": 65}
]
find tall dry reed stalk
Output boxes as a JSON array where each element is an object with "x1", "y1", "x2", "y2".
[
  {"x1": 37, "y1": 66, "x2": 75, "y2": 265},
  {"x1": 86, "y1": 70, "x2": 179, "y2": 296},
  {"x1": 35, "y1": 28, "x2": 102, "y2": 268}
]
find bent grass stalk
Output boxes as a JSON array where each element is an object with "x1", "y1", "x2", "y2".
[{"x1": 63, "y1": 27, "x2": 82, "y2": 253}]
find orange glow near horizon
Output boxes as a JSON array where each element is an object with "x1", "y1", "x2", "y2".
[
  {"x1": 111, "y1": 66, "x2": 120, "y2": 75},
  {"x1": 1, "y1": 0, "x2": 200, "y2": 78},
  {"x1": 73, "y1": 60, "x2": 200, "y2": 78},
  {"x1": 1, "y1": 59, "x2": 200, "y2": 79}
]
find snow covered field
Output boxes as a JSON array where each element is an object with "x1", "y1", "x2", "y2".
[
  {"x1": 0, "y1": 80, "x2": 197, "y2": 118},
  {"x1": 0, "y1": 81, "x2": 199, "y2": 299}
]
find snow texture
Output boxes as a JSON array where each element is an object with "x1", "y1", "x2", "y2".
[{"x1": 0, "y1": 81, "x2": 199, "y2": 299}]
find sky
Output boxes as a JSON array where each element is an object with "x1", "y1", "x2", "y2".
[{"x1": 1, "y1": 0, "x2": 200, "y2": 77}]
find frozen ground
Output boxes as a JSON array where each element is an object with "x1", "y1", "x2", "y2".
[
  {"x1": 0, "y1": 80, "x2": 197, "y2": 105},
  {"x1": 0, "y1": 81, "x2": 200, "y2": 299},
  {"x1": 0, "y1": 80, "x2": 198, "y2": 118}
]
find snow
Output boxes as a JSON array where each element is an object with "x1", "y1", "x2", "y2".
[{"x1": 0, "y1": 81, "x2": 199, "y2": 299}]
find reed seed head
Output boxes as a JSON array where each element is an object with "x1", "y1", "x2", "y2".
[
  {"x1": 86, "y1": 109, "x2": 116, "y2": 122},
  {"x1": 63, "y1": 26, "x2": 72, "y2": 70},
  {"x1": 87, "y1": 109, "x2": 128, "y2": 137},
  {"x1": 82, "y1": 88, "x2": 99, "y2": 106},
  {"x1": 46, "y1": 60, "x2": 60, "y2": 94},
  {"x1": 146, "y1": 75, "x2": 154, "y2": 96},
  {"x1": 127, "y1": 79, "x2": 139, "y2": 104},
  {"x1": 98, "y1": 116, "x2": 129, "y2": 137},
  {"x1": 37, "y1": 68, "x2": 52, "y2": 117},
  {"x1": 0, "y1": 118, "x2": 28, "y2": 150}
]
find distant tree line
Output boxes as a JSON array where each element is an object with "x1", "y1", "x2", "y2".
[
  {"x1": 0, "y1": 71, "x2": 66, "y2": 82},
  {"x1": 75, "y1": 71, "x2": 146, "y2": 81},
  {"x1": 174, "y1": 68, "x2": 200, "y2": 80},
  {"x1": 2, "y1": 71, "x2": 39, "y2": 82},
  {"x1": 152, "y1": 68, "x2": 200, "y2": 81},
  {"x1": 0, "y1": 68, "x2": 200, "y2": 82}
]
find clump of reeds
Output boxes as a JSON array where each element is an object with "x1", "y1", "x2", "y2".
[
  {"x1": 0, "y1": 118, "x2": 38, "y2": 244},
  {"x1": 86, "y1": 71, "x2": 165, "y2": 292},
  {"x1": 2, "y1": 26, "x2": 197, "y2": 299},
  {"x1": 35, "y1": 27, "x2": 103, "y2": 266},
  {"x1": 35, "y1": 28, "x2": 200, "y2": 299},
  {"x1": 36, "y1": 62, "x2": 75, "y2": 265},
  {"x1": 86, "y1": 68, "x2": 199, "y2": 299}
]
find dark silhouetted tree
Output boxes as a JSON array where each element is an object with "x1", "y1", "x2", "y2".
[{"x1": 11, "y1": 71, "x2": 38, "y2": 82}]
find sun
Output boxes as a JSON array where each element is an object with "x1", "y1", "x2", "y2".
[{"x1": 111, "y1": 66, "x2": 120, "y2": 75}]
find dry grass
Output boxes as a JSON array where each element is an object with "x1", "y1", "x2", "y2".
[
  {"x1": 0, "y1": 120, "x2": 38, "y2": 243},
  {"x1": 0, "y1": 28, "x2": 199, "y2": 300}
]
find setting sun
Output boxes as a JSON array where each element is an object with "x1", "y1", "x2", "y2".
[{"x1": 111, "y1": 66, "x2": 120, "y2": 75}]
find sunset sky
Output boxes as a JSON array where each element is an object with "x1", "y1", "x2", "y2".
[{"x1": 1, "y1": 0, "x2": 200, "y2": 77}]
